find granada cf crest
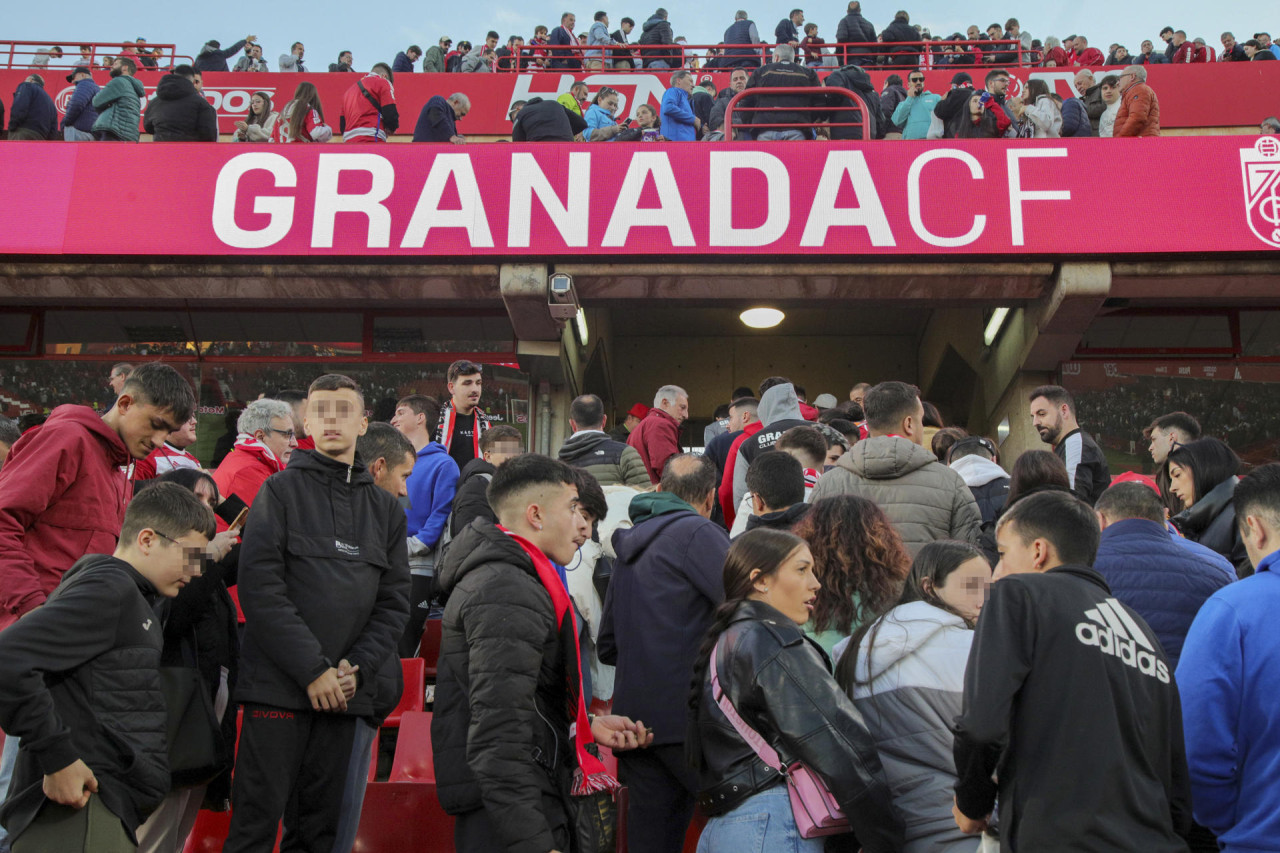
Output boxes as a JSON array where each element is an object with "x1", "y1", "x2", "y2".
[{"x1": 1242, "y1": 136, "x2": 1280, "y2": 248}]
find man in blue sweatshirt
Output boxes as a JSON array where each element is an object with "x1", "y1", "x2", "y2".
[
  {"x1": 391, "y1": 394, "x2": 459, "y2": 656},
  {"x1": 1178, "y1": 462, "x2": 1280, "y2": 853}
]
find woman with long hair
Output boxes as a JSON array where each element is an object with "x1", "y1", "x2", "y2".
[
  {"x1": 1169, "y1": 437, "x2": 1249, "y2": 575},
  {"x1": 274, "y1": 81, "x2": 333, "y2": 143},
  {"x1": 835, "y1": 541, "x2": 991, "y2": 853},
  {"x1": 232, "y1": 91, "x2": 279, "y2": 142},
  {"x1": 688, "y1": 529, "x2": 903, "y2": 853},
  {"x1": 793, "y1": 495, "x2": 911, "y2": 655},
  {"x1": 1004, "y1": 449, "x2": 1070, "y2": 507},
  {"x1": 1021, "y1": 78, "x2": 1062, "y2": 137}
]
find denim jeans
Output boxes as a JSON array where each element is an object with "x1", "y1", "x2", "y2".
[
  {"x1": 696, "y1": 785, "x2": 824, "y2": 853},
  {"x1": 0, "y1": 735, "x2": 19, "y2": 850},
  {"x1": 63, "y1": 126, "x2": 95, "y2": 141},
  {"x1": 757, "y1": 130, "x2": 806, "y2": 141}
]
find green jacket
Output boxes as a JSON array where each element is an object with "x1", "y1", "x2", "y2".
[
  {"x1": 92, "y1": 75, "x2": 145, "y2": 141},
  {"x1": 628, "y1": 491, "x2": 696, "y2": 524},
  {"x1": 423, "y1": 45, "x2": 446, "y2": 73}
]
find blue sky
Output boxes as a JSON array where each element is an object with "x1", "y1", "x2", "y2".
[{"x1": 8, "y1": 0, "x2": 1274, "y2": 69}]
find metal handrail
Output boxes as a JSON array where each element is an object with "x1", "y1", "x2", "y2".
[
  {"x1": 505, "y1": 38, "x2": 1039, "y2": 71},
  {"x1": 723, "y1": 85, "x2": 868, "y2": 140},
  {"x1": 0, "y1": 40, "x2": 191, "y2": 71}
]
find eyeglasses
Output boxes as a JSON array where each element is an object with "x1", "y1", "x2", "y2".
[
  {"x1": 154, "y1": 530, "x2": 206, "y2": 576},
  {"x1": 266, "y1": 427, "x2": 296, "y2": 440}
]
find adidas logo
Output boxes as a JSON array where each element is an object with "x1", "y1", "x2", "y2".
[{"x1": 1075, "y1": 598, "x2": 1169, "y2": 683}]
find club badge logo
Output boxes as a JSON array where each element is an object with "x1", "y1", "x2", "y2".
[{"x1": 1241, "y1": 136, "x2": 1280, "y2": 249}]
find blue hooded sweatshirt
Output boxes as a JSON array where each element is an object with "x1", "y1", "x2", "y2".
[
  {"x1": 404, "y1": 442, "x2": 459, "y2": 551},
  {"x1": 1176, "y1": 549, "x2": 1279, "y2": 851}
]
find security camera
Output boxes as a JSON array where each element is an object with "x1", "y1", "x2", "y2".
[{"x1": 547, "y1": 272, "x2": 579, "y2": 321}]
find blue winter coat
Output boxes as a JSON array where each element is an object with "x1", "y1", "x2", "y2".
[
  {"x1": 1093, "y1": 518, "x2": 1232, "y2": 669},
  {"x1": 8, "y1": 82, "x2": 57, "y2": 138},
  {"x1": 583, "y1": 103, "x2": 617, "y2": 140},
  {"x1": 404, "y1": 442, "x2": 460, "y2": 552},
  {"x1": 1060, "y1": 97, "x2": 1093, "y2": 137},
  {"x1": 62, "y1": 78, "x2": 100, "y2": 132},
  {"x1": 660, "y1": 86, "x2": 697, "y2": 140},
  {"x1": 392, "y1": 51, "x2": 416, "y2": 73}
]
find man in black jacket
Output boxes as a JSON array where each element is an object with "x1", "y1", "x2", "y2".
[
  {"x1": 511, "y1": 97, "x2": 589, "y2": 141},
  {"x1": 953, "y1": 490, "x2": 1191, "y2": 851},
  {"x1": 834, "y1": 0, "x2": 876, "y2": 65},
  {"x1": 1029, "y1": 384, "x2": 1112, "y2": 506},
  {"x1": 933, "y1": 72, "x2": 976, "y2": 138},
  {"x1": 449, "y1": 424, "x2": 523, "y2": 537},
  {"x1": 824, "y1": 62, "x2": 886, "y2": 139},
  {"x1": 739, "y1": 46, "x2": 820, "y2": 140},
  {"x1": 144, "y1": 65, "x2": 218, "y2": 141},
  {"x1": 599, "y1": 454, "x2": 729, "y2": 853},
  {"x1": 432, "y1": 454, "x2": 651, "y2": 852},
  {"x1": 0, "y1": 483, "x2": 215, "y2": 851},
  {"x1": 224, "y1": 374, "x2": 409, "y2": 853}
]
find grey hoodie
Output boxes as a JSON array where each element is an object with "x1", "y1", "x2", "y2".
[
  {"x1": 811, "y1": 434, "x2": 981, "y2": 554},
  {"x1": 731, "y1": 382, "x2": 806, "y2": 507}
]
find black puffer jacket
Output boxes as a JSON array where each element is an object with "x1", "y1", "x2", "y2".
[
  {"x1": 235, "y1": 449, "x2": 410, "y2": 715},
  {"x1": 1173, "y1": 476, "x2": 1250, "y2": 577},
  {"x1": 835, "y1": 10, "x2": 877, "y2": 63},
  {"x1": 879, "y1": 19, "x2": 920, "y2": 65},
  {"x1": 691, "y1": 600, "x2": 904, "y2": 853},
  {"x1": 432, "y1": 520, "x2": 574, "y2": 853},
  {"x1": 638, "y1": 14, "x2": 679, "y2": 67},
  {"x1": 144, "y1": 73, "x2": 218, "y2": 141},
  {"x1": 449, "y1": 457, "x2": 497, "y2": 537},
  {"x1": 933, "y1": 85, "x2": 977, "y2": 138},
  {"x1": 0, "y1": 555, "x2": 170, "y2": 841},
  {"x1": 824, "y1": 63, "x2": 886, "y2": 139}
]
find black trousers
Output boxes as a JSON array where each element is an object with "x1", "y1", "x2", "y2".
[
  {"x1": 399, "y1": 574, "x2": 434, "y2": 657},
  {"x1": 454, "y1": 794, "x2": 571, "y2": 853},
  {"x1": 618, "y1": 743, "x2": 698, "y2": 853},
  {"x1": 223, "y1": 704, "x2": 358, "y2": 853}
]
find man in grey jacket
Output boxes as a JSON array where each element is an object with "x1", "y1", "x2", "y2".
[{"x1": 812, "y1": 381, "x2": 981, "y2": 554}]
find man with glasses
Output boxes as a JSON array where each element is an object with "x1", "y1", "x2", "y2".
[
  {"x1": 212, "y1": 398, "x2": 297, "y2": 509},
  {"x1": 1113, "y1": 64, "x2": 1160, "y2": 137},
  {"x1": 0, "y1": 483, "x2": 215, "y2": 853},
  {"x1": 891, "y1": 70, "x2": 941, "y2": 139},
  {"x1": 225, "y1": 374, "x2": 409, "y2": 853}
]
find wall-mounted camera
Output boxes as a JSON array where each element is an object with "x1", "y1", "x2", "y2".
[{"x1": 547, "y1": 272, "x2": 579, "y2": 321}]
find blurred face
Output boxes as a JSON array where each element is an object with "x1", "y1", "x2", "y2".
[
  {"x1": 931, "y1": 557, "x2": 991, "y2": 622},
  {"x1": 306, "y1": 389, "x2": 368, "y2": 463},
  {"x1": 1222, "y1": 35, "x2": 1235, "y2": 50},
  {"x1": 967, "y1": 26, "x2": 979, "y2": 40},
  {"x1": 487, "y1": 35, "x2": 499, "y2": 50},
  {"x1": 625, "y1": 412, "x2": 643, "y2": 429},
  {"x1": 257, "y1": 415, "x2": 298, "y2": 465},
  {"x1": 1142, "y1": 40, "x2": 1153, "y2": 53},
  {"x1": 484, "y1": 441, "x2": 523, "y2": 467},
  {"x1": 117, "y1": 397, "x2": 182, "y2": 460},
  {"x1": 792, "y1": 11, "x2": 804, "y2": 24},
  {"x1": 1168, "y1": 462, "x2": 1195, "y2": 508},
  {"x1": 660, "y1": 394, "x2": 690, "y2": 424},
  {"x1": 250, "y1": 45, "x2": 262, "y2": 59},
  {"x1": 295, "y1": 43, "x2": 305, "y2": 56},
  {"x1": 730, "y1": 69, "x2": 748, "y2": 90},
  {"x1": 1029, "y1": 396, "x2": 1065, "y2": 445},
  {"x1": 750, "y1": 545, "x2": 820, "y2": 625},
  {"x1": 340, "y1": 51, "x2": 352, "y2": 64},
  {"x1": 449, "y1": 372, "x2": 483, "y2": 412},
  {"x1": 140, "y1": 528, "x2": 210, "y2": 597},
  {"x1": 1261, "y1": 35, "x2": 1273, "y2": 48},
  {"x1": 1115, "y1": 46, "x2": 1128, "y2": 60},
  {"x1": 564, "y1": 14, "x2": 576, "y2": 29}
]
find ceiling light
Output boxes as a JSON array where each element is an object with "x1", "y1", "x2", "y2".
[
  {"x1": 740, "y1": 308, "x2": 785, "y2": 329},
  {"x1": 983, "y1": 307, "x2": 1010, "y2": 347}
]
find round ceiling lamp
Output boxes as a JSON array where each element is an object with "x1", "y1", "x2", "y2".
[{"x1": 739, "y1": 308, "x2": 785, "y2": 329}]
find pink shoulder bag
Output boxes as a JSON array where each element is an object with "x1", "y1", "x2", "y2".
[{"x1": 709, "y1": 636, "x2": 850, "y2": 838}]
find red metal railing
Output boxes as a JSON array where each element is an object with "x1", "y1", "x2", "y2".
[
  {"x1": 723, "y1": 86, "x2": 869, "y2": 140},
  {"x1": 507, "y1": 39, "x2": 1038, "y2": 71},
  {"x1": 1, "y1": 40, "x2": 191, "y2": 71}
]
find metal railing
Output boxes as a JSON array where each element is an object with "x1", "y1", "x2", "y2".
[
  {"x1": 0, "y1": 40, "x2": 191, "y2": 71},
  {"x1": 506, "y1": 39, "x2": 1039, "y2": 71},
  {"x1": 723, "y1": 86, "x2": 869, "y2": 140}
]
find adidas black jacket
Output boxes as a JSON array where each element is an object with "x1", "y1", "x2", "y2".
[{"x1": 953, "y1": 565, "x2": 1191, "y2": 852}]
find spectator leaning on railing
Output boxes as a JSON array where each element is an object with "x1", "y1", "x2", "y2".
[
  {"x1": 7, "y1": 74, "x2": 57, "y2": 141},
  {"x1": 61, "y1": 66, "x2": 99, "y2": 142}
]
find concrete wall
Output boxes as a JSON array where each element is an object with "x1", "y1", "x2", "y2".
[{"x1": 608, "y1": 334, "x2": 918, "y2": 419}]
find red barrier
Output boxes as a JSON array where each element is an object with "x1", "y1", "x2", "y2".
[
  {"x1": 1, "y1": 40, "x2": 190, "y2": 71},
  {"x1": 1, "y1": 62, "x2": 1272, "y2": 138},
  {"x1": 722, "y1": 86, "x2": 869, "y2": 139},
  {"x1": 1, "y1": 136, "x2": 1278, "y2": 258}
]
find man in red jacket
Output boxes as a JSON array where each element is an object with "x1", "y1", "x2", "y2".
[
  {"x1": 341, "y1": 63, "x2": 400, "y2": 142},
  {"x1": 1071, "y1": 35, "x2": 1105, "y2": 66},
  {"x1": 0, "y1": 361, "x2": 195, "y2": 848},
  {"x1": 628, "y1": 385, "x2": 688, "y2": 484}
]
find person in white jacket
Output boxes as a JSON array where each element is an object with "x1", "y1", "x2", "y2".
[
  {"x1": 1098, "y1": 74, "x2": 1122, "y2": 137},
  {"x1": 1022, "y1": 79, "x2": 1062, "y2": 138},
  {"x1": 232, "y1": 91, "x2": 279, "y2": 142},
  {"x1": 834, "y1": 540, "x2": 991, "y2": 853}
]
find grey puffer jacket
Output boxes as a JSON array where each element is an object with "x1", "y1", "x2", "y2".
[
  {"x1": 847, "y1": 601, "x2": 977, "y2": 853},
  {"x1": 811, "y1": 435, "x2": 981, "y2": 554},
  {"x1": 557, "y1": 429, "x2": 651, "y2": 488}
]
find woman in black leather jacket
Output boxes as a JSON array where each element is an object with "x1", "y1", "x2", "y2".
[
  {"x1": 1169, "y1": 438, "x2": 1251, "y2": 576},
  {"x1": 688, "y1": 529, "x2": 904, "y2": 853}
]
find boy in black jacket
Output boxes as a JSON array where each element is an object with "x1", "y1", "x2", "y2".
[
  {"x1": 225, "y1": 374, "x2": 409, "y2": 853},
  {"x1": 953, "y1": 490, "x2": 1191, "y2": 852},
  {"x1": 0, "y1": 483, "x2": 215, "y2": 852}
]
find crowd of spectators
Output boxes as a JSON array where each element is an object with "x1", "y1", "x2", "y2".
[{"x1": 4, "y1": 10, "x2": 1278, "y2": 142}]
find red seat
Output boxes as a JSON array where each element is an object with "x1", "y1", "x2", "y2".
[
  {"x1": 418, "y1": 617, "x2": 443, "y2": 678},
  {"x1": 385, "y1": 658, "x2": 425, "y2": 727},
  {"x1": 389, "y1": 710, "x2": 436, "y2": 783},
  {"x1": 354, "y1": 782, "x2": 454, "y2": 853}
]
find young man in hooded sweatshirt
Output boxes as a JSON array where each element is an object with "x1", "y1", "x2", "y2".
[
  {"x1": 432, "y1": 453, "x2": 653, "y2": 851},
  {"x1": 0, "y1": 362, "x2": 195, "y2": 850},
  {"x1": 224, "y1": 374, "x2": 409, "y2": 853},
  {"x1": 0, "y1": 483, "x2": 215, "y2": 852}
]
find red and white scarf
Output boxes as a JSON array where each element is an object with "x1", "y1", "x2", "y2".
[
  {"x1": 500, "y1": 527, "x2": 620, "y2": 797},
  {"x1": 233, "y1": 432, "x2": 287, "y2": 473}
]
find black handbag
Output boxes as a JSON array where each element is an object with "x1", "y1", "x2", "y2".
[
  {"x1": 567, "y1": 787, "x2": 618, "y2": 853},
  {"x1": 159, "y1": 633, "x2": 223, "y2": 788}
]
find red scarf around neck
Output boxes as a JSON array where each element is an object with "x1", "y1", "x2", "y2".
[{"x1": 499, "y1": 527, "x2": 620, "y2": 797}]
